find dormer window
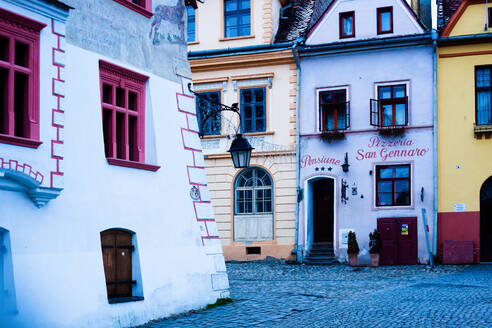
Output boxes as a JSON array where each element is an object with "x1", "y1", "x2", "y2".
[
  {"x1": 377, "y1": 7, "x2": 393, "y2": 35},
  {"x1": 339, "y1": 11, "x2": 355, "y2": 39}
]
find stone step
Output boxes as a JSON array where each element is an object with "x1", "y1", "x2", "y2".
[{"x1": 304, "y1": 258, "x2": 338, "y2": 265}]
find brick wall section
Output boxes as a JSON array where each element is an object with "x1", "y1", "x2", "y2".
[
  {"x1": 262, "y1": 0, "x2": 273, "y2": 43},
  {"x1": 50, "y1": 19, "x2": 65, "y2": 189},
  {"x1": 176, "y1": 78, "x2": 229, "y2": 297}
]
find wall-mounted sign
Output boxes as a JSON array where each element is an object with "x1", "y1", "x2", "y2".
[
  {"x1": 356, "y1": 136, "x2": 430, "y2": 162},
  {"x1": 300, "y1": 155, "x2": 341, "y2": 168},
  {"x1": 453, "y1": 203, "x2": 466, "y2": 212},
  {"x1": 401, "y1": 224, "x2": 409, "y2": 235}
]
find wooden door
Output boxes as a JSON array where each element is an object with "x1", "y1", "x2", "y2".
[
  {"x1": 313, "y1": 179, "x2": 334, "y2": 243},
  {"x1": 101, "y1": 229, "x2": 133, "y2": 299},
  {"x1": 378, "y1": 218, "x2": 398, "y2": 265},
  {"x1": 480, "y1": 185, "x2": 492, "y2": 262},
  {"x1": 378, "y1": 218, "x2": 417, "y2": 265},
  {"x1": 398, "y1": 218, "x2": 418, "y2": 265}
]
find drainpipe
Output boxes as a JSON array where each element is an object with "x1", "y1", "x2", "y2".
[
  {"x1": 432, "y1": 29, "x2": 438, "y2": 257},
  {"x1": 292, "y1": 37, "x2": 302, "y2": 262}
]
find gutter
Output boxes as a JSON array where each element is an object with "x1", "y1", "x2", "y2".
[
  {"x1": 432, "y1": 29, "x2": 438, "y2": 259},
  {"x1": 292, "y1": 38, "x2": 302, "y2": 263},
  {"x1": 438, "y1": 33, "x2": 492, "y2": 46},
  {"x1": 188, "y1": 42, "x2": 294, "y2": 59},
  {"x1": 299, "y1": 33, "x2": 433, "y2": 57}
]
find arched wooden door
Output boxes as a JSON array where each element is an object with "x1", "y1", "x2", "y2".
[
  {"x1": 480, "y1": 178, "x2": 492, "y2": 262},
  {"x1": 100, "y1": 229, "x2": 134, "y2": 299}
]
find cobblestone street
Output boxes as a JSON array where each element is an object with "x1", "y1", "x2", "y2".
[{"x1": 142, "y1": 261, "x2": 492, "y2": 328}]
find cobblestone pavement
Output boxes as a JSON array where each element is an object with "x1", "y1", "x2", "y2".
[{"x1": 143, "y1": 260, "x2": 492, "y2": 327}]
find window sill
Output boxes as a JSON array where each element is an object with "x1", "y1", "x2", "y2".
[
  {"x1": 219, "y1": 35, "x2": 256, "y2": 42},
  {"x1": 108, "y1": 296, "x2": 144, "y2": 304},
  {"x1": 113, "y1": 0, "x2": 153, "y2": 18},
  {"x1": 107, "y1": 158, "x2": 161, "y2": 172},
  {"x1": 188, "y1": 41, "x2": 200, "y2": 45},
  {"x1": 474, "y1": 124, "x2": 492, "y2": 134},
  {"x1": 199, "y1": 131, "x2": 274, "y2": 139},
  {"x1": 0, "y1": 134, "x2": 42, "y2": 149}
]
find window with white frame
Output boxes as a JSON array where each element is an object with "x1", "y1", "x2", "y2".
[{"x1": 235, "y1": 168, "x2": 272, "y2": 215}]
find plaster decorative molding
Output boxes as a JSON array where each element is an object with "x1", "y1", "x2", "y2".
[{"x1": 0, "y1": 168, "x2": 61, "y2": 208}]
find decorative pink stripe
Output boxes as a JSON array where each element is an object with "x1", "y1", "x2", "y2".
[{"x1": 0, "y1": 157, "x2": 44, "y2": 184}]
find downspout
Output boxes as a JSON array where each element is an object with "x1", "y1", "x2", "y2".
[
  {"x1": 432, "y1": 29, "x2": 438, "y2": 258},
  {"x1": 292, "y1": 38, "x2": 302, "y2": 262}
]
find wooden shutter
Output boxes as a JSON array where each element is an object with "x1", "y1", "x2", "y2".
[{"x1": 101, "y1": 229, "x2": 134, "y2": 299}]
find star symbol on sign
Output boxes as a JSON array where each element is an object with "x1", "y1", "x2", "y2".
[
  {"x1": 328, "y1": 167, "x2": 332, "y2": 171},
  {"x1": 321, "y1": 167, "x2": 325, "y2": 171},
  {"x1": 315, "y1": 167, "x2": 319, "y2": 171}
]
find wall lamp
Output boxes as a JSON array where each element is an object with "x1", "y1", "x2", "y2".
[
  {"x1": 188, "y1": 83, "x2": 254, "y2": 168},
  {"x1": 341, "y1": 152, "x2": 350, "y2": 173}
]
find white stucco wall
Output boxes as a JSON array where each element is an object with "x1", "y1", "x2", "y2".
[
  {"x1": 298, "y1": 44, "x2": 434, "y2": 265},
  {"x1": 0, "y1": 1, "x2": 228, "y2": 327},
  {"x1": 306, "y1": 0, "x2": 424, "y2": 45}
]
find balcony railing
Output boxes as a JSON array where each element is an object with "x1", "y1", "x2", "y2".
[
  {"x1": 320, "y1": 101, "x2": 350, "y2": 132},
  {"x1": 370, "y1": 97, "x2": 408, "y2": 128}
]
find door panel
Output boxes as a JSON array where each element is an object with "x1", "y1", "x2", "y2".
[
  {"x1": 313, "y1": 179, "x2": 334, "y2": 243},
  {"x1": 378, "y1": 219, "x2": 398, "y2": 265},
  {"x1": 398, "y1": 218, "x2": 418, "y2": 265},
  {"x1": 101, "y1": 229, "x2": 133, "y2": 298}
]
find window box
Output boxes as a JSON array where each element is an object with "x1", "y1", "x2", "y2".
[
  {"x1": 376, "y1": 164, "x2": 411, "y2": 207},
  {"x1": 319, "y1": 89, "x2": 350, "y2": 134},
  {"x1": 377, "y1": 7, "x2": 393, "y2": 35},
  {"x1": 339, "y1": 11, "x2": 355, "y2": 39},
  {"x1": 113, "y1": 0, "x2": 153, "y2": 18},
  {"x1": 0, "y1": 9, "x2": 45, "y2": 147},
  {"x1": 371, "y1": 84, "x2": 408, "y2": 133}
]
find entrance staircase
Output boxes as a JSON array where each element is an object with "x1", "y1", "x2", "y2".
[{"x1": 304, "y1": 242, "x2": 337, "y2": 265}]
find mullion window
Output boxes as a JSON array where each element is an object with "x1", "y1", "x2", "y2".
[
  {"x1": 196, "y1": 91, "x2": 221, "y2": 136},
  {"x1": 319, "y1": 90, "x2": 347, "y2": 131},
  {"x1": 235, "y1": 168, "x2": 273, "y2": 215},
  {"x1": 376, "y1": 165, "x2": 411, "y2": 207},
  {"x1": 240, "y1": 87, "x2": 266, "y2": 133},
  {"x1": 475, "y1": 66, "x2": 492, "y2": 125},
  {"x1": 187, "y1": 5, "x2": 196, "y2": 42},
  {"x1": 224, "y1": 0, "x2": 251, "y2": 38},
  {"x1": 378, "y1": 85, "x2": 407, "y2": 127}
]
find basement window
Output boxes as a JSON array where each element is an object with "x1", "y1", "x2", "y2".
[{"x1": 246, "y1": 247, "x2": 261, "y2": 255}]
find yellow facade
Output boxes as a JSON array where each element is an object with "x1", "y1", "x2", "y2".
[
  {"x1": 437, "y1": 1, "x2": 492, "y2": 262},
  {"x1": 188, "y1": 1, "x2": 297, "y2": 261}
]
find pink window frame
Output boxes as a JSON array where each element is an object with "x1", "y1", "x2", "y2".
[
  {"x1": 99, "y1": 60, "x2": 159, "y2": 172},
  {"x1": 113, "y1": 0, "x2": 153, "y2": 18},
  {"x1": 0, "y1": 8, "x2": 45, "y2": 148}
]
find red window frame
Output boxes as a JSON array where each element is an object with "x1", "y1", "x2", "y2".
[
  {"x1": 99, "y1": 60, "x2": 159, "y2": 172},
  {"x1": 375, "y1": 164, "x2": 411, "y2": 207},
  {"x1": 0, "y1": 9, "x2": 45, "y2": 148},
  {"x1": 113, "y1": 0, "x2": 153, "y2": 18},
  {"x1": 377, "y1": 7, "x2": 393, "y2": 35},
  {"x1": 371, "y1": 84, "x2": 408, "y2": 127},
  {"x1": 318, "y1": 89, "x2": 350, "y2": 131},
  {"x1": 339, "y1": 11, "x2": 355, "y2": 39}
]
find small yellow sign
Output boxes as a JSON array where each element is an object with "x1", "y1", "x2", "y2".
[{"x1": 401, "y1": 224, "x2": 408, "y2": 235}]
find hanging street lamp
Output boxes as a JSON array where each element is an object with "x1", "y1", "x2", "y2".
[{"x1": 188, "y1": 83, "x2": 254, "y2": 168}]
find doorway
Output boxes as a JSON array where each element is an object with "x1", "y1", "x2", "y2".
[
  {"x1": 312, "y1": 179, "x2": 334, "y2": 244},
  {"x1": 377, "y1": 217, "x2": 417, "y2": 265},
  {"x1": 480, "y1": 177, "x2": 492, "y2": 262}
]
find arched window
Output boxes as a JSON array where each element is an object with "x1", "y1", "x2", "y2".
[
  {"x1": 233, "y1": 168, "x2": 274, "y2": 242},
  {"x1": 235, "y1": 168, "x2": 273, "y2": 215}
]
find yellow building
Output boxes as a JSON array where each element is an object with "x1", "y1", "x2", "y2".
[
  {"x1": 186, "y1": 0, "x2": 307, "y2": 261},
  {"x1": 437, "y1": 0, "x2": 492, "y2": 262}
]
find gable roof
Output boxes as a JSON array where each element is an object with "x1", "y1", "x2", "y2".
[
  {"x1": 440, "y1": 0, "x2": 485, "y2": 37},
  {"x1": 305, "y1": 0, "x2": 427, "y2": 40}
]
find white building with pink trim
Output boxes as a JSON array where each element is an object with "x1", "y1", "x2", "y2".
[
  {"x1": 297, "y1": 0, "x2": 436, "y2": 266},
  {"x1": 0, "y1": 0, "x2": 228, "y2": 327}
]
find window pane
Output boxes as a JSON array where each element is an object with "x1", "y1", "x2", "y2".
[
  {"x1": 244, "y1": 119, "x2": 252, "y2": 132},
  {"x1": 242, "y1": 90, "x2": 252, "y2": 103},
  {"x1": 116, "y1": 88, "x2": 125, "y2": 108},
  {"x1": 240, "y1": 0, "x2": 250, "y2": 9},
  {"x1": 382, "y1": 104, "x2": 393, "y2": 126},
  {"x1": 334, "y1": 91, "x2": 346, "y2": 103},
  {"x1": 379, "y1": 87, "x2": 392, "y2": 99},
  {"x1": 255, "y1": 104, "x2": 264, "y2": 119},
  {"x1": 380, "y1": 12, "x2": 391, "y2": 32},
  {"x1": 394, "y1": 86, "x2": 406, "y2": 98},
  {"x1": 378, "y1": 181, "x2": 392, "y2": 193},
  {"x1": 395, "y1": 103, "x2": 406, "y2": 125},
  {"x1": 0, "y1": 37, "x2": 9, "y2": 62},
  {"x1": 395, "y1": 166, "x2": 409, "y2": 178},
  {"x1": 0, "y1": 68, "x2": 7, "y2": 134},
  {"x1": 477, "y1": 68, "x2": 491, "y2": 88},
  {"x1": 325, "y1": 108, "x2": 334, "y2": 130},
  {"x1": 379, "y1": 168, "x2": 393, "y2": 179},
  {"x1": 241, "y1": 14, "x2": 251, "y2": 26},
  {"x1": 255, "y1": 118, "x2": 264, "y2": 131},
  {"x1": 337, "y1": 107, "x2": 346, "y2": 129},
  {"x1": 14, "y1": 72, "x2": 28, "y2": 138},
  {"x1": 102, "y1": 109, "x2": 113, "y2": 157},
  {"x1": 103, "y1": 84, "x2": 112, "y2": 104},
  {"x1": 129, "y1": 115, "x2": 138, "y2": 161},
  {"x1": 116, "y1": 112, "x2": 125, "y2": 159},
  {"x1": 254, "y1": 88, "x2": 264, "y2": 102},
  {"x1": 128, "y1": 92, "x2": 137, "y2": 111},
  {"x1": 378, "y1": 192, "x2": 393, "y2": 206},
  {"x1": 14, "y1": 42, "x2": 29, "y2": 68},
  {"x1": 225, "y1": 0, "x2": 238, "y2": 11},
  {"x1": 243, "y1": 105, "x2": 252, "y2": 119},
  {"x1": 395, "y1": 181, "x2": 410, "y2": 205},
  {"x1": 477, "y1": 91, "x2": 492, "y2": 125},
  {"x1": 343, "y1": 16, "x2": 353, "y2": 35}
]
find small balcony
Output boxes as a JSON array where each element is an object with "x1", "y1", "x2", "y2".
[
  {"x1": 370, "y1": 97, "x2": 408, "y2": 136},
  {"x1": 319, "y1": 101, "x2": 350, "y2": 141}
]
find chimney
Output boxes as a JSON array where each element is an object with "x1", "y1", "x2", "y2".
[{"x1": 437, "y1": 0, "x2": 464, "y2": 29}]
